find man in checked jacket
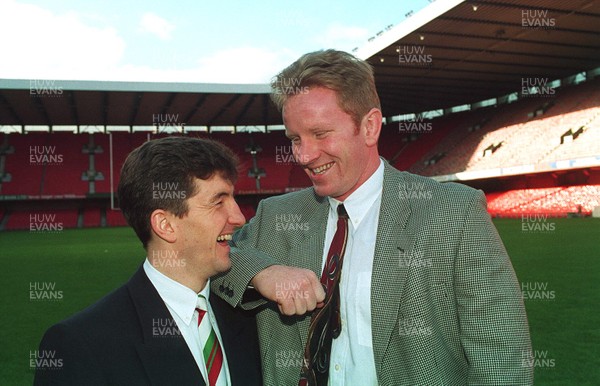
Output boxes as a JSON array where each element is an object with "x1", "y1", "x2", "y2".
[{"x1": 213, "y1": 49, "x2": 533, "y2": 385}]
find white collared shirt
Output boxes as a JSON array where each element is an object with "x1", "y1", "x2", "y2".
[
  {"x1": 143, "y1": 259, "x2": 231, "y2": 386},
  {"x1": 323, "y1": 159, "x2": 384, "y2": 386}
]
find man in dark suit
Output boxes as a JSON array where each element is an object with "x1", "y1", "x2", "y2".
[
  {"x1": 34, "y1": 137, "x2": 262, "y2": 386},
  {"x1": 213, "y1": 50, "x2": 533, "y2": 385}
]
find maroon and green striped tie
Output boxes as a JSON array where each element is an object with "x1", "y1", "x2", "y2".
[{"x1": 196, "y1": 294, "x2": 224, "y2": 386}]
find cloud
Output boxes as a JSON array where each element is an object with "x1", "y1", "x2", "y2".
[
  {"x1": 0, "y1": 0, "x2": 126, "y2": 80},
  {"x1": 0, "y1": 1, "x2": 296, "y2": 83},
  {"x1": 138, "y1": 12, "x2": 175, "y2": 41},
  {"x1": 193, "y1": 46, "x2": 298, "y2": 83},
  {"x1": 315, "y1": 23, "x2": 370, "y2": 51},
  {"x1": 100, "y1": 46, "x2": 299, "y2": 84}
]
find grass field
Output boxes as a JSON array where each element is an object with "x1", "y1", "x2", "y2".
[{"x1": 0, "y1": 218, "x2": 598, "y2": 385}]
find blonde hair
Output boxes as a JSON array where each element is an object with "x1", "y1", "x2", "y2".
[{"x1": 271, "y1": 49, "x2": 381, "y2": 126}]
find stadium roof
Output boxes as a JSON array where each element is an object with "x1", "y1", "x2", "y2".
[
  {"x1": 359, "y1": 0, "x2": 600, "y2": 116},
  {"x1": 0, "y1": 79, "x2": 281, "y2": 129},
  {"x1": 0, "y1": 0, "x2": 598, "y2": 129}
]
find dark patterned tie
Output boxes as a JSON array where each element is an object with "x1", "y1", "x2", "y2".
[{"x1": 299, "y1": 204, "x2": 349, "y2": 386}]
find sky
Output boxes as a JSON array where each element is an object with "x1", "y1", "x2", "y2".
[{"x1": 0, "y1": 0, "x2": 432, "y2": 83}]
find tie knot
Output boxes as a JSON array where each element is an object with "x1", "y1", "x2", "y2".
[
  {"x1": 337, "y1": 204, "x2": 348, "y2": 219},
  {"x1": 196, "y1": 294, "x2": 208, "y2": 311}
]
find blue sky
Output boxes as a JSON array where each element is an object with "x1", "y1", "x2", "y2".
[{"x1": 0, "y1": 0, "x2": 431, "y2": 83}]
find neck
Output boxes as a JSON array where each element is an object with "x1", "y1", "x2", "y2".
[
  {"x1": 147, "y1": 246, "x2": 207, "y2": 293},
  {"x1": 335, "y1": 153, "x2": 381, "y2": 201}
]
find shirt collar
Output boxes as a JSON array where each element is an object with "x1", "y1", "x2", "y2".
[
  {"x1": 327, "y1": 158, "x2": 384, "y2": 229},
  {"x1": 143, "y1": 259, "x2": 210, "y2": 326}
]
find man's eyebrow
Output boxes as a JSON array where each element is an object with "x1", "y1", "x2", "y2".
[
  {"x1": 209, "y1": 191, "x2": 230, "y2": 203},
  {"x1": 286, "y1": 127, "x2": 323, "y2": 139}
]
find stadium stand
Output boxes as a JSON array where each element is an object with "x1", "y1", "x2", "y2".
[
  {"x1": 1, "y1": 134, "x2": 45, "y2": 195},
  {"x1": 41, "y1": 132, "x2": 89, "y2": 195},
  {"x1": 7, "y1": 209, "x2": 78, "y2": 231},
  {"x1": 380, "y1": 112, "x2": 470, "y2": 171},
  {"x1": 487, "y1": 185, "x2": 600, "y2": 217},
  {"x1": 1, "y1": 76, "x2": 599, "y2": 230},
  {"x1": 408, "y1": 78, "x2": 600, "y2": 177},
  {"x1": 83, "y1": 207, "x2": 103, "y2": 228},
  {"x1": 94, "y1": 132, "x2": 149, "y2": 193},
  {"x1": 106, "y1": 207, "x2": 128, "y2": 227},
  {"x1": 210, "y1": 132, "x2": 294, "y2": 192}
]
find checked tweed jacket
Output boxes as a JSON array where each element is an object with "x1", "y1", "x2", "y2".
[{"x1": 213, "y1": 161, "x2": 533, "y2": 386}]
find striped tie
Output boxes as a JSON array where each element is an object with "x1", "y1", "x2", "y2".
[{"x1": 196, "y1": 294, "x2": 224, "y2": 386}]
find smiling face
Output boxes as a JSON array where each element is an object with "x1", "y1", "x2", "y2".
[
  {"x1": 283, "y1": 86, "x2": 382, "y2": 201},
  {"x1": 170, "y1": 175, "x2": 245, "y2": 279}
]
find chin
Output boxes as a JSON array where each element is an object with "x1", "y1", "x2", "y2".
[
  {"x1": 217, "y1": 257, "x2": 232, "y2": 272},
  {"x1": 316, "y1": 186, "x2": 345, "y2": 199},
  {"x1": 313, "y1": 184, "x2": 334, "y2": 197}
]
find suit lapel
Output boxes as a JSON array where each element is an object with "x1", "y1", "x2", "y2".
[
  {"x1": 371, "y1": 164, "x2": 415, "y2": 373},
  {"x1": 127, "y1": 266, "x2": 205, "y2": 386}
]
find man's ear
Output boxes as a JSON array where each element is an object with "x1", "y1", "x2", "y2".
[
  {"x1": 150, "y1": 209, "x2": 177, "y2": 243},
  {"x1": 362, "y1": 108, "x2": 382, "y2": 147}
]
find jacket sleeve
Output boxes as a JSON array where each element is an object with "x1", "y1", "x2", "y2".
[
  {"x1": 34, "y1": 322, "x2": 105, "y2": 386},
  {"x1": 211, "y1": 198, "x2": 279, "y2": 309},
  {"x1": 454, "y1": 190, "x2": 534, "y2": 385}
]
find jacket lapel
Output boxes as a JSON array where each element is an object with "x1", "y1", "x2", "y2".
[
  {"x1": 127, "y1": 266, "x2": 205, "y2": 386},
  {"x1": 371, "y1": 164, "x2": 415, "y2": 373}
]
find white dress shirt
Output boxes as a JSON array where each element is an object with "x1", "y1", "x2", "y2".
[
  {"x1": 323, "y1": 159, "x2": 384, "y2": 386},
  {"x1": 143, "y1": 259, "x2": 231, "y2": 386}
]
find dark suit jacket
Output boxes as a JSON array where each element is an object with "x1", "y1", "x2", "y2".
[{"x1": 34, "y1": 266, "x2": 262, "y2": 386}]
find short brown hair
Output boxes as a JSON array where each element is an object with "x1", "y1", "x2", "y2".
[
  {"x1": 270, "y1": 49, "x2": 381, "y2": 126},
  {"x1": 117, "y1": 136, "x2": 238, "y2": 248}
]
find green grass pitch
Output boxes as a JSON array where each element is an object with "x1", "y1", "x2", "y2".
[{"x1": 0, "y1": 218, "x2": 598, "y2": 385}]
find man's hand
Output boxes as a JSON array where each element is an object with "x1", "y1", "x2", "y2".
[{"x1": 251, "y1": 265, "x2": 325, "y2": 316}]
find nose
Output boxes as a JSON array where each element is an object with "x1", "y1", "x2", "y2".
[
  {"x1": 229, "y1": 201, "x2": 246, "y2": 227},
  {"x1": 294, "y1": 139, "x2": 319, "y2": 166}
]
